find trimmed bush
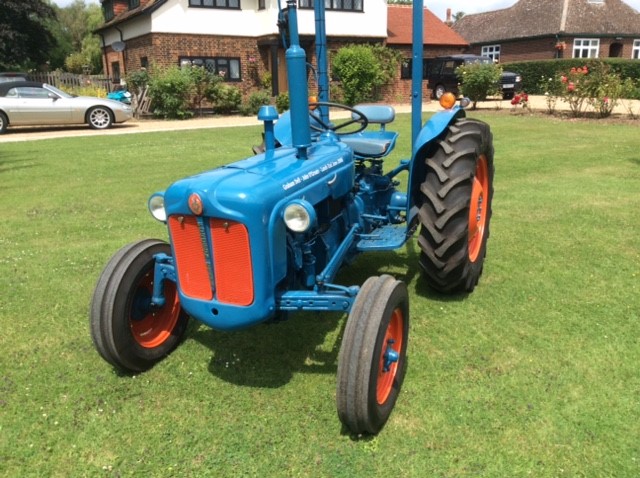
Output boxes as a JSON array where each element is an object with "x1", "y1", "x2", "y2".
[
  {"x1": 240, "y1": 90, "x2": 271, "y2": 116},
  {"x1": 332, "y1": 44, "x2": 400, "y2": 105},
  {"x1": 457, "y1": 62, "x2": 502, "y2": 108},
  {"x1": 147, "y1": 66, "x2": 195, "y2": 119}
]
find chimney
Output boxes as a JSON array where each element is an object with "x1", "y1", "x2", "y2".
[{"x1": 445, "y1": 8, "x2": 454, "y2": 27}]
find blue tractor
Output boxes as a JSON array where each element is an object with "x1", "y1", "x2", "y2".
[{"x1": 90, "y1": 0, "x2": 494, "y2": 434}]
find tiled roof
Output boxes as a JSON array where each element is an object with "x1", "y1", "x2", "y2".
[
  {"x1": 96, "y1": 0, "x2": 167, "y2": 32},
  {"x1": 452, "y1": 0, "x2": 640, "y2": 44},
  {"x1": 387, "y1": 5, "x2": 469, "y2": 46}
]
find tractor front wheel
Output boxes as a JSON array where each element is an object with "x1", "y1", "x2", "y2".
[
  {"x1": 90, "y1": 239, "x2": 189, "y2": 372},
  {"x1": 417, "y1": 118, "x2": 494, "y2": 293},
  {"x1": 336, "y1": 275, "x2": 409, "y2": 434}
]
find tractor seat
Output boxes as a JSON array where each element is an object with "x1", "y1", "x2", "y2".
[{"x1": 340, "y1": 104, "x2": 398, "y2": 159}]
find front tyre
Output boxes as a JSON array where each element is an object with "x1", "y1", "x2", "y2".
[
  {"x1": 90, "y1": 239, "x2": 189, "y2": 372},
  {"x1": 418, "y1": 118, "x2": 494, "y2": 293},
  {"x1": 0, "y1": 111, "x2": 8, "y2": 134},
  {"x1": 337, "y1": 275, "x2": 409, "y2": 434},
  {"x1": 87, "y1": 106, "x2": 113, "y2": 129}
]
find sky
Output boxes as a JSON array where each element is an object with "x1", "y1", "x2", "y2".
[{"x1": 51, "y1": 0, "x2": 640, "y2": 20}]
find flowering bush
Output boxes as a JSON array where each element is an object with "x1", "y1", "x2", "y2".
[
  {"x1": 538, "y1": 74, "x2": 564, "y2": 114},
  {"x1": 560, "y1": 66, "x2": 589, "y2": 117},
  {"x1": 510, "y1": 92, "x2": 530, "y2": 111},
  {"x1": 583, "y1": 62, "x2": 625, "y2": 118}
]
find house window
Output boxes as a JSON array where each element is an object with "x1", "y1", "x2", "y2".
[
  {"x1": 140, "y1": 56, "x2": 149, "y2": 69},
  {"x1": 180, "y1": 57, "x2": 241, "y2": 81},
  {"x1": 573, "y1": 38, "x2": 599, "y2": 58},
  {"x1": 258, "y1": 0, "x2": 265, "y2": 9},
  {"x1": 633, "y1": 40, "x2": 640, "y2": 59},
  {"x1": 481, "y1": 45, "x2": 500, "y2": 62},
  {"x1": 188, "y1": 0, "x2": 241, "y2": 8},
  {"x1": 103, "y1": 0, "x2": 114, "y2": 20},
  {"x1": 299, "y1": 0, "x2": 363, "y2": 12},
  {"x1": 129, "y1": 0, "x2": 140, "y2": 8}
]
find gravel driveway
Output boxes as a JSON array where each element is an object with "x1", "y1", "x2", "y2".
[{"x1": 1, "y1": 96, "x2": 636, "y2": 143}]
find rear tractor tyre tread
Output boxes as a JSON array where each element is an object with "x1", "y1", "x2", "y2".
[{"x1": 417, "y1": 118, "x2": 494, "y2": 293}]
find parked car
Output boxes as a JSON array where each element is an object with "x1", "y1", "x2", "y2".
[
  {"x1": 0, "y1": 81, "x2": 133, "y2": 134},
  {"x1": 425, "y1": 55, "x2": 522, "y2": 100},
  {"x1": 0, "y1": 72, "x2": 31, "y2": 83}
]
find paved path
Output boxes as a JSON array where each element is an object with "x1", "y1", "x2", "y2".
[{"x1": 1, "y1": 96, "x2": 637, "y2": 143}]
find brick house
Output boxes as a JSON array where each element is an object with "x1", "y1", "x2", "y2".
[
  {"x1": 95, "y1": 0, "x2": 466, "y2": 101},
  {"x1": 385, "y1": 5, "x2": 468, "y2": 101},
  {"x1": 95, "y1": 0, "x2": 387, "y2": 97},
  {"x1": 452, "y1": 0, "x2": 640, "y2": 63}
]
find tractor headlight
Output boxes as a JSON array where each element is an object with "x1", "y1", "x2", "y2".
[
  {"x1": 284, "y1": 200, "x2": 316, "y2": 233},
  {"x1": 148, "y1": 193, "x2": 167, "y2": 222}
]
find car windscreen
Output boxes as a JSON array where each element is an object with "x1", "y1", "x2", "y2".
[{"x1": 44, "y1": 84, "x2": 74, "y2": 98}]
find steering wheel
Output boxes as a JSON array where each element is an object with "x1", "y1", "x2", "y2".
[{"x1": 309, "y1": 102, "x2": 369, "y2": 136}]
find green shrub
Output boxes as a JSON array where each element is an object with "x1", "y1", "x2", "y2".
[
  {"x1": 240, "y1": 90, "x2": 272, "y2": 116},
  {"x1": 331, "y1": 44, "x2": 399, "y2": 105},
  {"x1": 147, "y1": 66, "x2": 195, "y2": 119},
  {"x1": 125, "y1": 69, "x2": 150, "y2": 95},
  {"x1": 275, "y1": 92, "x2": 289, "y2": 113},
  {"x1": 457, "y1": 62, "x2": 502, "y2": 108},
  {"x1": 582, "y1": 62, "x2": 626, "y2": 118},
  {"x1": 207, "y1": 83, "x2": 242, "y2": 114}
]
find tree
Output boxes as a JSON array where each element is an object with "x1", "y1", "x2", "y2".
[
  {"x1": 453, "y1": 11, "x2": 466, "y2": 22},
  {"x1": 54, "y1": 1, "x2": 104, "y2": 73},
  {"x1": 0, "y1": 0, "x2": 58, "y2": 70}
]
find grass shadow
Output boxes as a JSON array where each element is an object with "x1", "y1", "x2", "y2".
[{"x1": 190, "y1": 310, "x2": 344, "y2": 389}]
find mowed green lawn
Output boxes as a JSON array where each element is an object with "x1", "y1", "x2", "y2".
[{"x1": 1, "y1": 112, "x2": 638, "y2": 477}]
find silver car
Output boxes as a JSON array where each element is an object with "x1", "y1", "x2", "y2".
[{"x1": 0, "y1": 81, "x2": 133, "y2": 134}]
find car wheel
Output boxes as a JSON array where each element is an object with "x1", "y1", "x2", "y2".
[
  {"x1": 433, "y1": 84, "x2": 447, "y2": 100},
  {"x1": 503, "y1": 92, "x2": 515, "y2": 100},
  {"x1": 87, "y1": 106, "x2": 114, "y2": 129},
  {"x1": 0, "y1": 112, "x2": 8, "y2": 134}
]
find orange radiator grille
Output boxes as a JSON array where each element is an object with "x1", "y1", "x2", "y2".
[
  {"x1": 210, "y1": 219, "x2": 254, "y2": 306},
  {"x1": 168, "y1": 215, "x2": 213, "y2": 300}
]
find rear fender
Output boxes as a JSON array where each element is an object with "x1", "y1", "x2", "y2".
[{"x1": 406, "y1": 107, "x2": 466, "y2": 226}]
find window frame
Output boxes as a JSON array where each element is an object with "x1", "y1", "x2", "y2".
[
  {"x1": 179, "y1": 56, "x2": 242, "y2": 82},
  {"x1": 481, "y1": 44, "x2": 501, "y2": 62},
  {"x1": 573, "y1": 38, "x2": 600, "y2": 58},
  {"x1": 298, "y1": 0, "x2": 364, "y2": 12},
  {"x1": 633, "y1": 40, "x2": 640, "y2": 59},
  {"x1": 103, "y1": 0, "x2": 114, "y2": 21},
  {"x1": 188, "y1": 0, "x2": 241, "y2": 9}
]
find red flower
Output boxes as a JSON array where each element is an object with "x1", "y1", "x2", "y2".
[
  {"x1": 561, "y1": 75, "x2": 568, "y2": 83},
  {"x1": 567, "y1": 82, "x2": 575, "y2": 92}
]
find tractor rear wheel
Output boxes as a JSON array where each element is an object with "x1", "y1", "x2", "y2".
[
  {"x1": 336, "y1": 275, "x2": 409, "y2": 434},
  {"x1": 417, "y1": 118, "x2": 494, "y2": 293},
  {"x1": 90, "y1": 239, "x2": 189, "y2": 372}
]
